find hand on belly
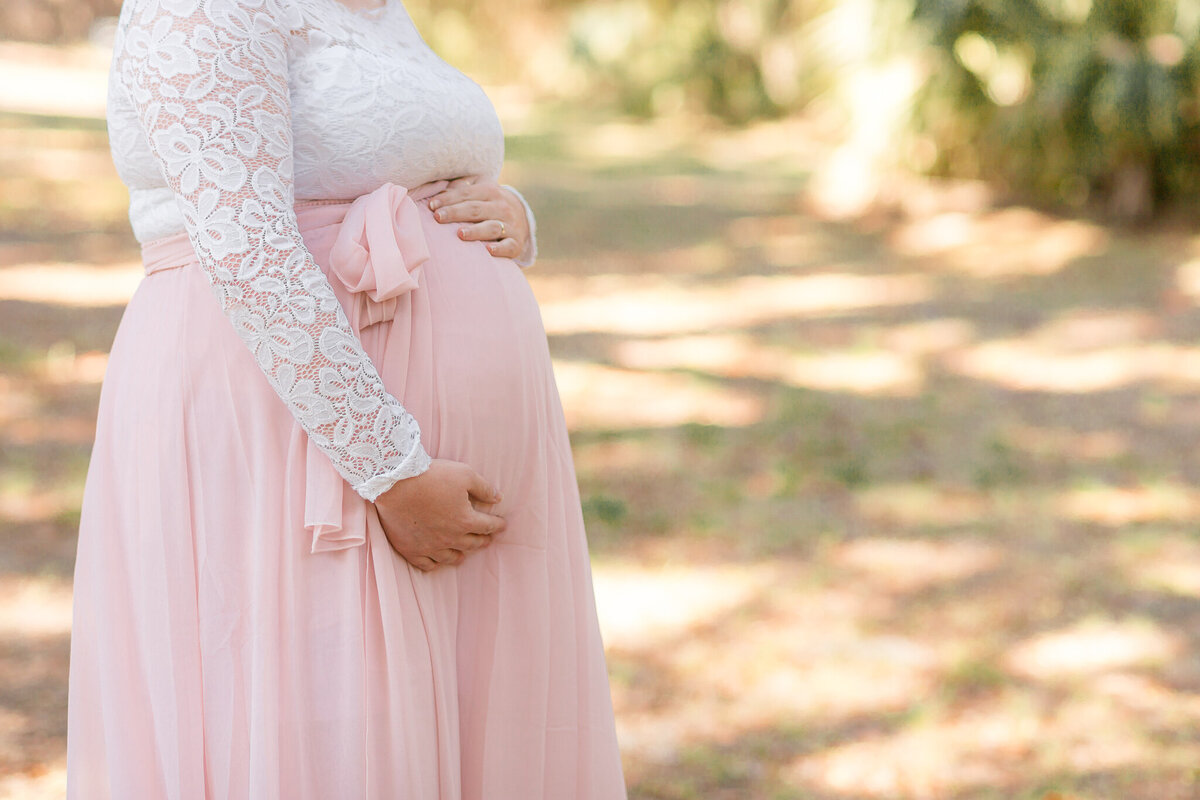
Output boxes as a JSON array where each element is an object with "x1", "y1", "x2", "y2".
[
  {"x1": 374, "y1": 459, "x2": 507, "y2": 572},
  {"x1": 428, "y1": 176, "x2": 530, "y2": 260}
]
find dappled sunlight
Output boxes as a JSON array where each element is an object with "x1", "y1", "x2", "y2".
[
  {"x1": 0, "y1": 145, "x2": 117, "y2": 183},
  {"x1": 532, "y1": 241, "x2": 736, "y2": 277},
  {"x1": 1006, "y1": 617, "x2": 1181, "y2": 679},
  {"x1": 615, "y1": 333, "x2": 924, "y2": 395},
  {"x1": 569, "y1": 436, "x2": 686, "y2": 479},
  {"x1": 695, "y1": 116, "x2": 829, "y2": 174},
  {"x1": 806, "y1": 56, "x2": 923, "y2": 221},
  {"x1": 0, "y1": 407, "x2": 97, "y2": 448},
  {"x1": 880, "y1": 317, "x2": 975, "y2": 356},
  {"x1": 724, "y1": 213, "x2": 830, "y2": 271},
  {"x1": 1006, "y1": 424, "x2": 1131, "y2": 461},
  {"x1": 551, "y1": 359, "x2": 763, "y2": 429},
  {"x1": 0, "y1": 263, "x2": 142, "y2": 307},
  {"x1": 8, "y1": 33, "x2": 1200, "y2": 798},
  {"x1": 854, "y1": 484, "x2": 990, "y2": 527},
  {"x1": 0, "y1": 484, "x2": 81, "y2": 525},
  {"x1": 0, "y1": 759, "x2": 67, "y2": 800},
  {"x1": 1133, "y1": 557, "x2": 1200, "y2": 598},
  {"x1": 0, "y1": 43, "x2": 107, "y2": 118},
  {"x1": 1173, "y1": 257, "x2": 1200, "y2": 306},
  {"x1": 786, "y1": 696, "x2": 1041, "y2": 797},
  {"x1": 602, "y1": 566, "x2": 939, "y2": 768},
  {"x1": 0, "y1": 578, "x2": 72, "y2": 638},
  {"x1": 591, "y1": 563, "x2": 772, "y2": 650},
  {"x1": 555, "y1": 115, "x2": 822, "y2": 178},
  {"x1": 533, "y1": 271, "x2": 934, "y2": 336},
  {"x1": 1092, "y1": 672, "x2": 1200, "y2": 729},
  {"x1": 0, "y1": 366, "x2": 103, "y2": 444},
  {"x1": 37, "y1": 350, "x2": 107, "y2": 387},
  {"x1": 1034, "y1": 310, "x2": 1160, "y2": 349},
  {"x1": 947, "y1": 316, "x2": 1148, "y2": 392},
  {"x1": 564, "y1": 119, "x2": 694, "y2": 165},
  {"x1": 946, "y1": 338, "x2": 1200, "y2": 394},
  {"x1": 1114, "y1": 535, "x2": 1200, "y2": 598},
  {"x1": 889, "y1": 207, "x2": 1110, "y2": 278},
  {"x1": 834, "y1": 536, "x2": 1002, "y2": 594},
  {"x1": 1056, "y1": 484, "x2": 1197, "y2": 526},
  {"x1": 0, "y1": 376, "x2": 36, "y2": 425},
  {"x1": 785, "y1": 684, "x2": 1172, "y2": 798}
]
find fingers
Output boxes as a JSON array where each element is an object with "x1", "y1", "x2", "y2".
[
  {"x1": 429, "y1": 183, "x2": 530, "y2": 254},
  {"x1": 430, "y1": 549, "x2": 465, "y2": 566},
  {"x1": 457, "y1": 532, "x2": 493, "y2": 552},
  {"x1": 444, "y1": 176, "x2": 477, "y2": 192},
  {"x1": 407, "y1": 555, "x2": 439, "y2": 573},
  {"x1": 407, "y1": 547, "x2": 472, "y2": 573},
  {"x1": 457, "y1": 219, "x2": 521, "y2": 246},
  {"x1": 466, "y1": 471, "x2": 502, "y2": 504},
  {"x1": 429, "y1": 179, "x2": 488, "y2": 212},
  {"x1": 432, "y1": 198, "x2": 505, "y2": 224},
  {"x1": 466, "y1": 509, "x2": 507, "y2": 536},
  {"x1": 487, "y1": 238, "x2": 522, "y2": 259}
]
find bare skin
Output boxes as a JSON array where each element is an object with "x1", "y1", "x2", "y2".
[
  {"x1": 429, "y1": 177, "x2": 531, "y2": 261},
  {"x1": 374, "y1": 459, "x2": 508, "y2": 572}
]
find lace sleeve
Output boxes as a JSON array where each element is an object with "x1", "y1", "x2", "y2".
[{"x1": 115, "y1": 0, "x2": 430, "y2": 502}]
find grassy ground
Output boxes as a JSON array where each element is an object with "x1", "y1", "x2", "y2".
[{"x1": 3, "y1": 78, "x2": 1200, "y2": 799}]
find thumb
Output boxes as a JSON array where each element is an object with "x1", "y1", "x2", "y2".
[{"x1": 466, "y1": 470, "x2": 502, "y2": 504}]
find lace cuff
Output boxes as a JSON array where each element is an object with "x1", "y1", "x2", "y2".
[
  {"x1": 502, "y1": 184, "x2": 538, "y2": 268},
  {"x1": 352, "y1": 439, "x2": 432, "y2": 502}
]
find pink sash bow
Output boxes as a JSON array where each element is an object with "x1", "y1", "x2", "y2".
[{"x1": 325, "y1": 182, "x2": 434, "y2": 329}]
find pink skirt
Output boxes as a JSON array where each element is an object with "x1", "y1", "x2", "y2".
[{"x1": 66, "y1": 181, "x2": 627, "y2": 799}]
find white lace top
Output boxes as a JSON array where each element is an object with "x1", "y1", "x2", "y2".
[{"x1": 106, "y1": 0, "x2": 538, "y2": 501}]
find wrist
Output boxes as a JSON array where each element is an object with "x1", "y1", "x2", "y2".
[{"x1": 356, "y1": 443, "x2": 432, "y2": 502}]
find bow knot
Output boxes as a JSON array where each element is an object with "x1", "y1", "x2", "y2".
[{"x1": 327, "y1": 182, "x2": 432, "y2": 328}]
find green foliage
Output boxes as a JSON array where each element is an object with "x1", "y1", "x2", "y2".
[
  {"x1": 581, "y1": 492, "x2": 629, "y2": 525},
  {"x1": 565, "y1": 0, "x2": 837, "y2": 123},
  {"x1": 910, "y1": 0, "x2": 1200, "y2": 213}
]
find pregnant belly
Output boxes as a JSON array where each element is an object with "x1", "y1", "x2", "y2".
[
  {"x1": 401, "y1": 209, "x2": 569, "y2": 550},
  {"x1": 416, "y1": 208, "x2": 559, "y2": 468},
  {"x1": 298, "y1": 189, "x2": 565, "y2": 542},
  {"x1": 304, "y1": 190, "x2": 566, "y2": 527}
]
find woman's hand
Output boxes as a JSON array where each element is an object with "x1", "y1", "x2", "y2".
[
  {"x1": 428, "y1": 177, "x2": 530, "y2": 260},
  {"x1": 374, "y1": 459, "x2": 506, "y2": 572}
]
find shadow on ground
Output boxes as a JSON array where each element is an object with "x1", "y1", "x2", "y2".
[{"x1": 2, "y1": 109, "x2": 1200, "y2": 799}]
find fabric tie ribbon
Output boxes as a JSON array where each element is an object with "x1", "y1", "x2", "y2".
[{"x1": 325, "y1": 182, "x2": 433, "y2": 329}]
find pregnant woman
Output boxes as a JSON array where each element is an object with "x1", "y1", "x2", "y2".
[{"x1": 65, "y1": 0, "x2": 627, "y2": 797}]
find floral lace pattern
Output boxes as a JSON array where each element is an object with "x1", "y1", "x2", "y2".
[{"x1": 107, "y1": 0, "x2": 532, "y2": 500}]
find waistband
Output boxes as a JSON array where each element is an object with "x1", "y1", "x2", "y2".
[{"x1": 140, "y1": 179, "x2": 450, "y2": 276}]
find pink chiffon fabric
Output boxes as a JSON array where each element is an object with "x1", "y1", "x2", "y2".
[{"x1": 66, "y1": 180, "x2": 627, "y2": 799}]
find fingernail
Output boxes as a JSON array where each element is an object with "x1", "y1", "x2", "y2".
[
  {"x1": 434, "y1": 210, "x2": 444, "y2": 221},
  {"x1": 458, "y1": 228, "x2": 466, "y2": 239},
  {"x1": 487, "y1": 244, "x2": 496, "y2": 253},
  {"x1": 429, "y1": 199, "x2": 440, "y2": 210}
]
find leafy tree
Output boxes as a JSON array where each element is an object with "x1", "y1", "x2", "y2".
[{"x1": 910, "y1": 0, "x2": 1200, "y2": 215}]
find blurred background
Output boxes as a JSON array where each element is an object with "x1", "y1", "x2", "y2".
[{"x1": 3, "y1": 0, "x2": 1200, "y2": 797}]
